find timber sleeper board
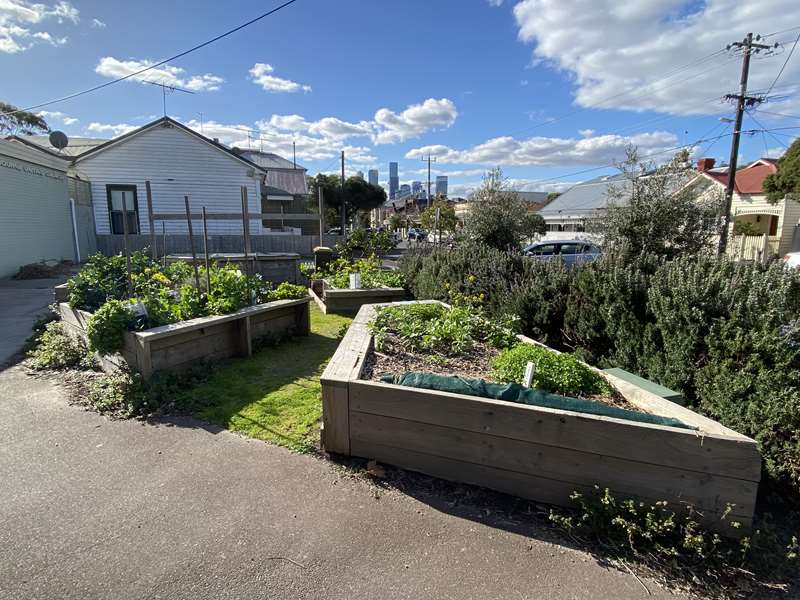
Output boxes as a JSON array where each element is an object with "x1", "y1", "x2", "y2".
[
  {"x1": 312, "y1": 279, "x2": 407, "y2": 314},
  {"x1": 320, "y1": 301, "x2": 761, "y2": 531},
  {"x1": 57, "y1": 296, "x2": 311, "y2": 379}
]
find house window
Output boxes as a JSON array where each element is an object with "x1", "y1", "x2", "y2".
[{"x1": 106, "y1": 185, "x2": 139, "y2": 235}]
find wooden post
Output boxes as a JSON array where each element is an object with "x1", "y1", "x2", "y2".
[
  {"x1": 184, "y1": 196, "x2": 201, "y2": 290},
  {"x1": 120, "y1": 189, "x2": 132, "y2": 296},
  {"x1": 241, "y1": 186, "x2": 252, "y2": 257},
  {"x1": 761, "y1": 233, "x2": 769, "y2": 265},
  {"x1": 161, "y1": 222, "x2": 167, "y2": 268},
  {"x1": 146, "y1": 180, "x2": 156, "y2": 260},
  {"x1": 202, "y1": 206, "x2": 211, "y2": 294},
  {"x1": 738, "y1": 234, "x2": 746, "y2": 261},
  {"x1": 318, "y1": 187, "x2": 324, "y2": 241}
]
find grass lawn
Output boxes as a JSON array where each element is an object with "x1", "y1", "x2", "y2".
[{"x1": 177, "y1": 305, "x2": 352, "y2": 452}]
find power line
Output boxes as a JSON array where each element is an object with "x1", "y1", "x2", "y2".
[
  {"x1": 763, "y1": 25, "x2": 800, "y2": 39},
  {"x1": 764, "y1": 33, "x2": 800, "y2": 97},
  {"x1": 747, "y1": 110, "x2": 790, "y2": 149},
  {"x1": 507, "y1": 50, "x2": 731, "y2": 138},
  {"x1": 0, "y1": 0, "x2": 300, "y2": 118}
]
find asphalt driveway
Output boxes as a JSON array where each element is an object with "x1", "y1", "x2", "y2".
[
  {"x1": 0, "y1": 362, "x2": 692, "y2": 600},
  {"x1": 0, "y1": 277, "x2": 63, "y2": 366}
]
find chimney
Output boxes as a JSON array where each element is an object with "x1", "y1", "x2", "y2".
[
  {"x1": 697, "y1": 157, "x2": 716, "y2": 171},
  {"x1": 213, "y1": 137, "x2": 219, "y2": 144}
]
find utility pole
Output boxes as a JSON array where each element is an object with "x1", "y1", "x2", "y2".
[
  {"x1": 340, "y1": 150, "x2": 346, "y2": 234},
  {"x1": 717, "y1": 32, "x2": 772, "y2": 255},
  {"x1": 421, "y1": 155, "x2": 437, "y2": 208}
]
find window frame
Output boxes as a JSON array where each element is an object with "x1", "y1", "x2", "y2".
[{"x1": 106, "y1": 184, "x2": 140, "y2": 235}]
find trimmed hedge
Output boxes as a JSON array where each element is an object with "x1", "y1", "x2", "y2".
[{"x1": 401, "y1": 244, "x2": 800, "y2": 487}]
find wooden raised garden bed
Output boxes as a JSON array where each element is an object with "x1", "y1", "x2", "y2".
[
  {"x1": 166, "y1": 252, "x2": 301, "y2": 284},
  {"x1": 59, "y1": 296, "x2": 311, "y2": 379},
  {"x1": 309, "y1": 279, "x2": 405, "y2": 314},
  {"x1": 320, "y1": 302, "x2": 761, "y2": 532}
]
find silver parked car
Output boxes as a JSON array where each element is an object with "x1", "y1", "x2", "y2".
[{"x1": 523, "y1": 240, "x2": 602, "y2": 267}]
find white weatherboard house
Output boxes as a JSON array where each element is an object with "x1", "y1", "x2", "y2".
[{"x1": 71, "y1": 117, "x2": 272, "y2": 237}]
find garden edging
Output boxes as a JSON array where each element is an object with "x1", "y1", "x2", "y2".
[
  {"x1": 59, "y1": 296, "x2": 311, "y2": 379},
  {"x1": 309, "y1": 278, "x2": 405, "y2": 314},
  {"x1": 320, "y1": 301, "x2": 761, "y2": 533}
]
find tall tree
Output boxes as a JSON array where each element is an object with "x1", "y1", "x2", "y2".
[
  {"x1": 763, "y1": 138, "x2": 800, "y2": 204},
  {"x1": 464, "y1": 168, "x2": 546, "y2": 250},
  {"x1": 420, "y1": 198, "x2": 458, "y2": 233},
  {"x1": 593, "y1": 148, "x2": 722, "y2": 261},
  {"x1": 0, "y1": 102, "x2": 50, "y2": 135},
  {"x1": 306, "y1": 173, "x2": 386, "y2": 225}
]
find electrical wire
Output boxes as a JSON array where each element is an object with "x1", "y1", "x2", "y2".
[
  {"x1": 747, "y1": 111, "x2": 790, "y2": 149},
  {"x1": 763, "y1": 33, "x2": 800, "y2": 97},
  {"x1": 0, "y1": 0, "x2": 300, "y2": 118}
]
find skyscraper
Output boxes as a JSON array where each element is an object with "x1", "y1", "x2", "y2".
[
  {"x1": 435, "y1": 175, "x2": 448, "y2": 197},
  {"x1": 368, "y1": 169, "x2": 379, "y2": 186},
  {"x1": 389, "y1": 162, "x2": 399, "y2": 200},
  {"x1": 355, "y1": 170, "x2": 364, "y2": 179},
  {"x1": 412, "y1": 181, "x2": 423, "y2": 195}
]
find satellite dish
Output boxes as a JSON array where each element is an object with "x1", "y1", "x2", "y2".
[{"x1": 49, "y1": 130, "x2": 69, "y2": 151}]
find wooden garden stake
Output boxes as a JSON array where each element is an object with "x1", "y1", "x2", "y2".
[
  {"x1": 146, "y1": 180, "x2": 156, "y2": 260},
  {"x1": 161, "y1": 222, "x2": 167, "y2": 268},
  {"x1": 120, "y1": 188, "x2": 132, "y2": 297},
  {"x1": 184, "y1": 195, "x2": 201, "y2": 291},
  {"x1": 202, "y1": 206, "x2": 211, "y2": 294}
]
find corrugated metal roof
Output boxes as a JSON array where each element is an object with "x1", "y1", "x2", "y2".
[
  {"x1": 238, "y1": 150, "x2": 305, "y2": 171},
  {"x1": 539, "y1": 173, "x2": 631, "y2": 218},
  {"x1": 11, "y1": 135, "x2": 108, "y2": 157}
]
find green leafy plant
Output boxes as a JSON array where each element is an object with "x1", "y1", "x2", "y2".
[
  {"x1": 265, "y1": 282, "x2": 307, "y2": 301},
  {"x1": 85, "y1": 300, "x2": 136, "y2": 355},
  {"x1": 491, "y1": 343, "x2": 613, "y2": 397},
  {"x1": 336, "y1": 228, "x2": 396, "y2": 261},
  {"x1": 325, "y1": 256, "x2": 404, "y2": 289},
  {"x1": 370, "y1": 302, "x2": 517, "y2": 356},
  {"x1": 28, "y1": 321, "x2": 94, "y2": 370},
  {"x1": 87, "y1": 370, "x2": 147, "y2": 417},
  {"x1": 550, "y1": 486, "x2": 799, "y2": 592}
]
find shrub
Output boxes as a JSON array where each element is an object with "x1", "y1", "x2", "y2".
[
  {"x1": 550, "y1": 486, "x2": 798, "y2": 592},
  {"x1": 85, "y1": 300, "x2": 136, "y2": 355},
  {"x1": 325, "y1": 256, "x2": 404, "y2": 289},
  {"x1": 87, "y1": 370, "x2": 147, "y2": 417},
  {"x1": 67, "y1": 252, "x2": 156, "y2": 311},
  {"x1": 28, "y1": 321, "x2": 94, "y2": 370},
  {"x1": 498, "y1": 259, "x2": 573, "y2": 348},
  {"x1": 265, "y1": 282, "x2": 307, "y2": 301},
  {"x1": 400, "y1": 241, "x2": 522, "y2": 313},
  {"x1": 336, "y1": 228, "x2": 396, "y2": 261},
  {"x1": 491, "y1": 343, "x2": 612, "y2": 397}
]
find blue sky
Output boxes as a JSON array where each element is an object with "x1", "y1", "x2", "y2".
[{"x1": 3, "y1": 0, "x2": 800, "y2": 196}]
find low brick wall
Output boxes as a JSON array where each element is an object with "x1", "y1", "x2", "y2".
[
  {"x1": 309, "y1": 279, "x2": 406, "y2": 314},
  {"x1": 59, "y1": 296, "x2": 311, "y2": 379}
]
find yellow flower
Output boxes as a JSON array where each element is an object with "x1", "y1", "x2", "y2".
[{"x1": 468, "y1": 275, "x2": 476, "y2": 283}]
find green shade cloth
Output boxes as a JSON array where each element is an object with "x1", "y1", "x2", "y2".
[{"x1": 380, "y1": 372, "x2": 694, "y2": 430}]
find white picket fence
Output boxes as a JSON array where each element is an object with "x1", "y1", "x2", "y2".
[{"x1": 726, "y1": 234, "x2": 780, "y2": 264}]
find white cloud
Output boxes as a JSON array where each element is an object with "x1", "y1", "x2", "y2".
[
  {"x1": 450, "y1": 178, "x2": 575, "y2": 197},
  {"x1": 405, "y1": 130, "x2": 679, "y2": 167},
  {"x1": 265, "y1": 97, "x2": 458, "y2": 146},
  {"x1": 487, "y1": 0, "x2": 504, "y2": 6},
  {"x1": 37, "y1": 110, "x2": 78, "y2": 126},
  {"x1": 87, "y1": 122, "x2": 138, "y2": 137},
  {"x1": 0, "y1": 0, "x2": 77, "y2": 53},
  {"x1": 520, "y1": 79, "x2": 529, "y2": 86},
  {"x1": 95, "y1": 56, "x2": 224, "y2": 92},
  {"x1": 373, "y1": 98, "x2": 458, "y2": 144},
  {"x1": 511, "y1": 0, "x2": 800, "y2": 115},
  {"x1": 90, "y1": 17, "x2": 105, "y2": 28},
  {"x1": 249, "y1": 63, "x2": 311, "y2": 93}
]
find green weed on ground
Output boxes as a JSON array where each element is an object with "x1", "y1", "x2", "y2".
[{"x1": 172, "y1": 305, "x2": 352, "y2": 452}]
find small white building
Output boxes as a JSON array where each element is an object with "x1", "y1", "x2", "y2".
[
  {"x1": 70, "y1": 117, "x2": 270, "y2": 236},
  {"x1": 0, "y1": 139, "x2": 76, "y2": 277}
]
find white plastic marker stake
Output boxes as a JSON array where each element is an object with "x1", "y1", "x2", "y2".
[
  {"x1": 523, "y1": 361, "x2": 536, "y2": 387},
  {"x1": 349, "y1": 272, "x2": 361, "y2": 289}
]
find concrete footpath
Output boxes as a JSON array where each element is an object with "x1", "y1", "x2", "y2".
[
  {"x1": 0, "y1": 277, "x2": 63, "y2": 366},
  {"x1": 0, "y1": 364, "x2": 690, "y2": 600}
]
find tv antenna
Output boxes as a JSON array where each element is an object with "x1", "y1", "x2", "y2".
[{"x1": 141, "y1": 80, "x2": 195, "y2": 116}]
